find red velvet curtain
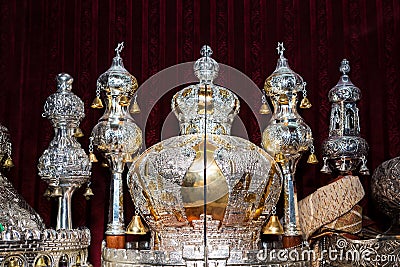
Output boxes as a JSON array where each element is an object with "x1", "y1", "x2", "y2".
[{"x1": 1, "y1": 0, "x2": 399, "y2": 265}]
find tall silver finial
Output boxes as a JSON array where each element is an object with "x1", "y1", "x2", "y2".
[
  {"x1": 340, "y1": 59, "x2": 350, "y2": 75},
  {"x1": 115, "y1": 42, "x2": 124, "y2": 57},
  {"x1": 277, "y1": 42, "x2": 285, "y2": 57},
  {"x1": 200, "y1": 45, "x2": 213, "y2": 57}
]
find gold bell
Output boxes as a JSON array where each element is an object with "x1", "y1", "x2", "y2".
[
  {"x1": 74, "y1": 127, "x2": 84, "y2": 138},
  {"x1": 43, "y1": 188, "x2": 52, "y2": 199},
  {"x1": 83, "y1": 186, "x2": 94, "y2": 200},
  {"x1": 274, "y1": 153, "x2": 286, "y2": 163},
  {"x1": 119, "y1": 95, "x2": 130, "y2": 107},
  {"x1": 130, "y1": 100, "x2": 141, "y2": 114},
  {"x1": 35, "y1": 257, "x2": 47, "y2": 267},
  {"x1": 91, "y1": 96, "x2": 103, "y2": 109},
  {"x1": 123, "y1": 153, "x2": 133, "y2": 163},
  {"x1": 278, "y1": 94, "x2": 289, "y2": 105},
  {"x1": 263, "y1": 215, "x2": 284, "y2": 235},
  {"x1": 307, "y1": 153, "x2": 318, "y2": 164},
  {"x1": 300, "y1": 97, "x2": 312, "y2": 109},
  {"x1": 3, "y1": 155, "x2": 14, "y2": 168},
  {"x1": 89, "y1": 152, "x2": 98, "y2": 163},
  {"x1": 126, "y1": 215, "x2": 148, "y2": 235},
  {"x1": 259, "y1": 103, "x2": 271, "y2": 115},
  {"x1": 73, "y1": 255, "x2": 81, "y2": 267},
  {"x1": 101, "y1": 161, "x2": 109, "y2": 168},
  {"x1": 50, "y1": 186, "x2": 63, "y2": 198},
  {"x1": 9, "y1": 259, "x2": 21, "y2": 267}
]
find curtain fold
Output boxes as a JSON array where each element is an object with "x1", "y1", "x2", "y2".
[{"x1": 0, "y1": 0, "x2": 399, "y2": 265}]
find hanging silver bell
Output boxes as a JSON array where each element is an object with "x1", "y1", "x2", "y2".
[
  {"x1": 320, "y1": 157, "x2": 332, "y2": 174},
  {"x1": 359, "y1": 157, "x2": 370, "y2": 175}
]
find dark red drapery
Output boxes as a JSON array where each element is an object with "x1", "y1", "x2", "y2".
[{"x1": 1, "y1": 0, "x2": 399, "y2": 265}]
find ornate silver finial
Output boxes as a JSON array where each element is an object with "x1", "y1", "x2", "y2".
[
  {"x1": 277, "y1": 42, "x2": 285, "y2": 57},
  {"x1": 115, "y1": 42, "x2": 124, "y2": 57},
  {"x1": 56, "y1": 73, "x2": 73, "y2": 92},
  {"x1": 200, "y1": 45, "x2": 213, "y2": 57},
  {"x1": 321, "y1": 59, "x2": 368, "y2": 175},
  {"x1": 193, "y1": 45, "x2": 219, "y2": 83},
  {"x1": 39, "y1": 73, "x2": 91, "y2": 230},
  {"x1": 340, "y1": 59, "x2": 350, "y2": 75}
]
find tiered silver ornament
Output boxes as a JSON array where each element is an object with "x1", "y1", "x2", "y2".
[
  {"x1": 262, "y1": 43, "x2": 317, "y2": 246},
  {"x1": 1, "y1": 123, "x2": 91, "y2": 267},
  {"x1": 321, "y1": 59, "x2": 369, "y2": 175},
  {"x1": 38, "y1": 73, "x2": 92, "y2": 230},
  {"x1": 111, "y1": 46, "x2": 290, "y2": 267},
  {"x1": 90, "y1": 43, "x2": 142, "y2": 244}
]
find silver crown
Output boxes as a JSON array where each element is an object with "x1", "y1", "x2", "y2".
[{"x1": 172, "y1": 45, "x2": 239, "y2": 135}]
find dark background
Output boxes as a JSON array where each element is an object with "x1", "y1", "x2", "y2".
[{"x1": 1, "y1": 0, "x2": 399, "y2": 265}]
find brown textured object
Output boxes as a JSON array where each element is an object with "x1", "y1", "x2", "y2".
[
  {"x1": 282, "y1": 235, "x2": 302, "y2": 248},
  {"x1": 106, "y1": 235, "x2": 126, "y2": 249},
  {"x1": 298, "y1": 175, "x2": 364, "y2": 239},
  {"x1": 322, "y1": 204, "x2": 362, "y2": 234}
]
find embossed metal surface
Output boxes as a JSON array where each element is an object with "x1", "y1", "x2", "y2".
[
  {"x1": 1, "y1": 122, "x2": 91, "y2": 267},
  {"x1": 38, "y1": 73, "x2": 91, "y2": 230},
  {"x1": 372, "y1": 156, "x2": 400, "y2": 226},
  {"x1": 126, "y1": 46, "x2": 282, "y2": 261},
  {"x1": 91, "y1": 43, "x2": 143, "y2": 235},
  {"x1": 321, "y1": 59, "x2": 369, "y2": 175},
  {"x1": 262, "y1": 43, "x2": 314, "y2": 237}
]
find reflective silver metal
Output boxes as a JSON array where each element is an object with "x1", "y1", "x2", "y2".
[
  {"x1": 315, "y1": 234, "x2": 400, "y2": 267},
  {"x1": 321, "y1": 59, "x2": 369, "y2": 175},
  {"x1": 38, "y1": 73, "x2": 91, "y2": 230},
  {"x1": 1, "y1": 123, "x2": 91, "y2": 267},
  {"x1": 123, "y1": 45, "x2": 282, "y2": 265},
  {"x1": 102, "y1": 242, "x2": 310, "y2": 266},
  {"x1": 372, "y1": 156, "x2": 400, "y2": 233},
  {"x1": 91, "y1": 43, "x2": 142, "y2": 235},
  {"x1": 262, "y1": 43, "x2": 314, "y2": 237},
  {"x1": 0, "y1": 124, "x2": 44, "y2": 233}
]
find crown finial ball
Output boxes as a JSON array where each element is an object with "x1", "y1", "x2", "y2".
[
  {"x1": 200, "y1": 45, "x2": 213, "y2": 57},
  {"x1": 340, "y1": 59, "x2": 350, "y2": 75},
  {"x1": 56, "y1": 73, "x2": 73, "y2": 91}
]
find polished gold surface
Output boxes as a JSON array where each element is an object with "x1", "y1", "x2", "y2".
[
  {"x1": 126, "y1": 215, "x2": 148, "y2": 235},
  {"x1": 300, "y1": 97, "x2": 312, "y2": 109},
  {"x1": 74, "y1": 127, "x2": 84, "y2": 138},
  {"x1": 259, "y1": 103, "x2": 271, "y2": 114},
  {"x1": 130, "y1": 98, "x2": 141, "y2": 114},
  {"x1": 307, "y1": 153, "x2": 318, "y2": 164},
  {"x1": 119, "y1": 95, "x2": 130, "y2": 106},
  {"x1": 89, "y1": 152, "x2": 98, "y2": 163},
  {"x1": 263, "y1": 215, "x2": 284, "y2": 235},
  {"x1": 181, "y1": 141, "x2": 228, "y2": 222},
  {"x1": 34, "y1": 257, "x2": 47, "y2": 267},
  {"x1": 91, "y1": 96, "x2": 103, "y2": 109},
  {"x1": 83, "y1": 186, "x2": 94, "y2": 200},
  {"x1": 50, "y1": 186, "x2": 62, "y2": 198}
]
